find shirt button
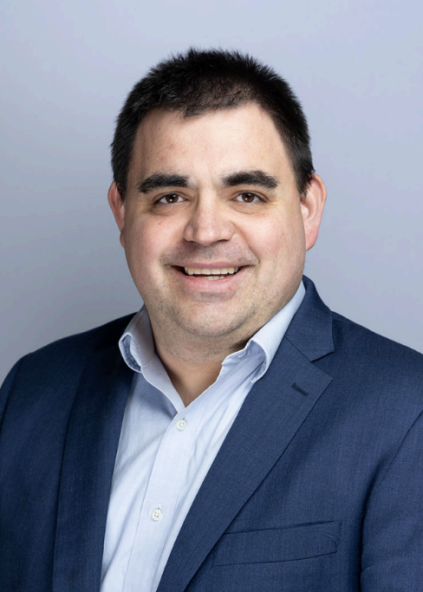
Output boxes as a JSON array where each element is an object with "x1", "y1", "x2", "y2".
[
  {"x1": 176, "y1": 419, "x2": 187, "y2": 431},
  {"x1": 151, "y1": 508, "x2": 163, "y2": 521}
]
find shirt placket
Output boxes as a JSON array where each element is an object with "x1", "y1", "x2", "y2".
[{"x1": 123, "y1": 404, "x2": 202, "y2": 592}]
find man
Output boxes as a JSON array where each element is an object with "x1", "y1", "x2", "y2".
[{"x1": 1, "y1": 49, "x2": 423, "y2": 592}]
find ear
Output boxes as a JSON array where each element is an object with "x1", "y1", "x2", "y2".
[
  {"x1": 108, "y1": 181, "x2": 126, "y2": 248},
  {"x1": 300, "y1": 174, "x2": 327, "y2": 251}
]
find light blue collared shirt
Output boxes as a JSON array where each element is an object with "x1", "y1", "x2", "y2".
[{"x1": 101, "y1": 281, "x2": 305, "y2": 592}]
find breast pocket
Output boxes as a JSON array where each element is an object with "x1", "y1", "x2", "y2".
[{"x1": 213, "y1": 520, "x2": 341, "y2": 566}]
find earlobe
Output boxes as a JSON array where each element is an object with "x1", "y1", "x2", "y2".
[
  {"x1": 301, "y1": 174, "x2": 327, "y2": 251},
  {"x1": 108, "y1": 181, "x2": 126, "y2": 247}
]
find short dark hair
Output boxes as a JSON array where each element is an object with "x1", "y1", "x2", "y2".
[{"x1": 111, "y1": 48, "x2": 314, "y2": 198}]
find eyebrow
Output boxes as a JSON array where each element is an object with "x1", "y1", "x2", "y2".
[
  {"x1": 138, "y1": 173, "x2": 189, "y2": 193},
  {"x1": 222, "y1": 170, "x2": 279, "y2": 189},
  {"x1": 137, "y1": 169, "x2": 279, "y2": 194}
]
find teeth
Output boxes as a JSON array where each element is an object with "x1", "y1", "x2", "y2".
[{"x1": 184, "y1": 267, "x2": 239, "y2": 276}]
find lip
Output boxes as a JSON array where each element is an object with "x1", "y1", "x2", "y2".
[
  {"x1": 177, "y1": 262, "x2": 244, "y2": 269},
  {"x1": 170, "y1": 265, "x2": 248, "y2": 293}
]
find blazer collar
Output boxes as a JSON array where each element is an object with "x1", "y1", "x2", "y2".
[
  {"x1": 157, "y1": 276, "x2": 335, "y2": 592},
  {"x1": 284, "y1": 275, "x2": 334, "y2": 362}
]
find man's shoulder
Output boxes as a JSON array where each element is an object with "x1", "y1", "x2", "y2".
[
  {"x1": 292, "y1": 277, "x2": 423, "y2": 413},
  {"x1": 2, "y1": 313, "x2": 136, "y2": 393},
  {"x1": 332, "y1": 309, "x2": 422, "y2": 363},
  {"x1": 329, "y1": 309, "x2": 423, "y2": 401},
  {"x1": 294, "y1": 277, "x2": 423, "y2": 380}
]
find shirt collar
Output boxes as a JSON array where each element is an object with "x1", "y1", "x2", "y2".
[
  {"x1": 119, "y1": 307, "x2": 156, "y2": 373},
  {"x1": 119, "y1": 281, "x2": 305, "y2": 379}
]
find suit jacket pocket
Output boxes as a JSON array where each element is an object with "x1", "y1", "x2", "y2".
[{"x1": 213, "y1": 521, "x2": 341, "y2": 566}]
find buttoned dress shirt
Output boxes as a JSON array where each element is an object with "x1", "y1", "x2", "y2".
[{"x1": 100, "y1": 282, "x2": 305, "y2": 592}]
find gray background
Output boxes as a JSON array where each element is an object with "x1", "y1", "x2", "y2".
[{"x1": 1, "y1": 0, "x2": 422, "y2": 383}]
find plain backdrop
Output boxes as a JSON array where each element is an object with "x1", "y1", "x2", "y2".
[{"x1": 1, "y1": 0, "x2": 422, "y2": 383}]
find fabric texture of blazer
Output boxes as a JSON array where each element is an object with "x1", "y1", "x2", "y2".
[{"x1": 1, "y1": 276, "x2": 423, "y2": 592}]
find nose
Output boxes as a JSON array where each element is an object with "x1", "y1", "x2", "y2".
[{"x1": 183, "y1": 195, "x2": 235, "y2": 246}]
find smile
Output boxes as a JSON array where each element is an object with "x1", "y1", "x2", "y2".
[{"x1": 181, "y1": 267, "x2": 240, "y2": 280}]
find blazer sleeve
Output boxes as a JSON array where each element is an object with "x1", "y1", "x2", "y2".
[{"x1": 360, "y1": 408, "x2": 423, "y2": 590}]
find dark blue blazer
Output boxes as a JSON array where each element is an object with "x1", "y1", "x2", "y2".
[{"x1": 1, "y1": 277, "x2": 423, "y2": 591}]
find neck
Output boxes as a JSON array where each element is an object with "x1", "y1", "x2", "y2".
[
  {"x1": 151, "y1": 324, "x2": 250, "y2": 406},
  {"x1": 157, "y1": 347, "x2": 223, "y2": 406}
]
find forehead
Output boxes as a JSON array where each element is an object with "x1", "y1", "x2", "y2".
[{"x1": 128, "y1": 103, "x2": 295, "y2": 186}]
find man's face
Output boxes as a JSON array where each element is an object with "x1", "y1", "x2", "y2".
[{"x1": 109, "y1": 103, "x2": 325, "y2": 348}]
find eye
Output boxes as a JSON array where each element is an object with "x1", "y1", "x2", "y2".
[
  {"x1": 156, "y1": 193, "x2": 185, "y2": 204},
  {"x1": 234, "y1": 192, "x2": 262, "y2": 203}
]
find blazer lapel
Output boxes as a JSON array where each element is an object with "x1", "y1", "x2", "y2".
[
  {"x1": 157, "y1": 277, "x2": 334, "y2": 592},
  {"x1": 53, "y1": 343, "x2": 133, "y2": 592}
]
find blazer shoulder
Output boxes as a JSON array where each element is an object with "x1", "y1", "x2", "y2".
[
  {"x1": 332, "y1": 310, "x2": 423, "y2": 360},
  {"x1": 330, "y1": 310, "x2": 423, "y2": 401},
  {"x1": 1, "y1": 313, "x2": 136, "y2": 394}
]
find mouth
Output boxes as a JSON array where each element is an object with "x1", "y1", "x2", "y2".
[{"x1": 179, "y1": 266, "x2": 240, "y2": 281}]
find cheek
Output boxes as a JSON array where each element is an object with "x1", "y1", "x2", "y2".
[
  {"x1": 124, "y1": 219, "x2": 154, "y2": 273},
  {"x1": 124, "y1": 216, "x2": 177, "y2": 273},
  {"x1": 247, "y1": 217, "x2": 304, "y2": 266}
]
